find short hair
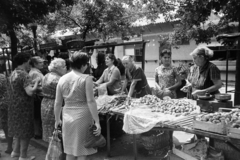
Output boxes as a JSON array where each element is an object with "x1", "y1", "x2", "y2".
[
  {"x1": 106, "y1": 53, "x2": 118, "y2": 66},
  {"x1": 48, "y1": 58, "x2": 66, "y2": 72},
  {"x1": 122, "y1": 55, "x2": 134, "y2": 62},
  {"x1": 70, "y1": 51, "x2": 89, "y2": 70},
  {"x1": 29, "y1": 56, "x2": 44, "y2": 67},
  {"x1": 13, "y1": 52, "x2": 31, "y2": 66},
  {"x1": 190, "y1": 47, "x2": 213, "y2": 59},
  {"x1": 160, "y1": 49, "x2": 171, "y2": 57}
]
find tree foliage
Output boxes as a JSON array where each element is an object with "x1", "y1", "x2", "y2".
[
  {"x1": 0, "y1": 0, "x2": 74, "y2": 57},
  {"x1": 46, "y1": 0, "x2": 134, "y2": 41}
]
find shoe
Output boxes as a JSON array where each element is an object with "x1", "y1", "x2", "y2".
[
  {"x1": 19, "y1": 156, "x2": 35, "y2": 160},
  {"x1": 11, "y1": 151, "x2": 20, "y2": 158},
  {"x1": 5, "y1": 149, "x2": 13, "y2": 154}
]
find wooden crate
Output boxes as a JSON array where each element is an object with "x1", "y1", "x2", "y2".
[
  {"x1": 193, "y1": 120, "x2": 227, "y2": 135},
  {"x1": 227, "y1": 126, "x2": 240, "y2": 139}
]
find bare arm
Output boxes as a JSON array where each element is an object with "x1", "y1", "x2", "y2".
[
  {"x1": 86, "y1": 76, "x2": 100, "y2": 124},
  {"x1": 203, "y1": 79, "x2": 222, "y2": 93},
  {"x1": 24, "y1": 79, "x2": 40, "y2": 96},
  {"x1": 167, "y1": 76, "x2": 182, "y2": 91},
  {"x1": 128, "y1": 80, "x2": 138, "y2": 97},
  {"x1": 54, "y1": 82, "x2": 63, "y2": 127}
]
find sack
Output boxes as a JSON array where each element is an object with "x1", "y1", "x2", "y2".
[
  {"x1": 84, "y1": 124, "x2": 106, "y2": 148},
  {"x1": 45, "y1": 129, "x2": 63, "y2": 160}
]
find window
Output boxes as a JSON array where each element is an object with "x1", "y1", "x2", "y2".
[
  {"x1": 135, "y1": 48, "x2": 143, "y2": 62},
  {"x1": 134, "y1": 45, "x2": 143, "y2": 62}
]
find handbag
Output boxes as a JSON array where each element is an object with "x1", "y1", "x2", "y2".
[
  {"x1": 84, "y1": 124, "x2": 106, "y2": 148},
  {"x1": 45, "y1": 129, "x2": 63, "y2": 160}
]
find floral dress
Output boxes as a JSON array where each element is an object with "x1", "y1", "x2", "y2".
[
  {"x1": 0, "y1": 74, "x2": 9, "y2": 129},
  {"x1": 154, "y1": 65, "x2": 179, "y2": 98},
  {"x1": 8, "y1": 68, "x2": 34, "y2": 138},
  {"x1": 41, "y1": 72, "x2": 61, "y2": 142}
]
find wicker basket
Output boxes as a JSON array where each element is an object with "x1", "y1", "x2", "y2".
[
  {"x1": 140, "y1": 130, "x2": 171, "y2": 151},
  {"x1": 212, "y1": 139, "x2": 240, "y2": 160}
]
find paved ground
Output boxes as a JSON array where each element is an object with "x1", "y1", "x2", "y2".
[{"x1": 0, "y1": 130, "x2": 190, "y2": 160}]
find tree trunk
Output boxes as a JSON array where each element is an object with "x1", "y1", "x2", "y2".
[
  {"x1": 8, "y1": 25, "x2": 18, "y2": 69},
  {"x1": 234, "y1": 17, "x2": 240, "y2": 105}
]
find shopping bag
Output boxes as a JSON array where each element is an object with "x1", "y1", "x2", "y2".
[
  {"x1": 45, "y1": 129, "x2": 63, "y2": 160},
  {"x1": 84, "y1": 124, "x2": 106, "y2": 148}
]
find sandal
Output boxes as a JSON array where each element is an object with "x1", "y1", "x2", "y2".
[
  {"x1": 11, "y1": 151, "x2": 20, "y2": 158},
  {"x1": 19, "y1": 156, "x2": 35, "y2": 160}
]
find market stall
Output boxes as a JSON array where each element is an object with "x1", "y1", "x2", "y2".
[{"x1": 96, "y1": 94, "x2": 240, "y2": 160}]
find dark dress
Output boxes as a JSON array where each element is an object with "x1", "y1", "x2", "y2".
[
  {"x1": 188, "y1": 62, "x2": 221, "y2": 99},
  {"x1": 127, "y1": 65, "x2": 151, "y2": 98},
  {"x1": 8, "y1": 68, "x2": 34, "y2": 138},
  {"x1": 93, "y1": 64, "x2": 107, "y2": 81}
]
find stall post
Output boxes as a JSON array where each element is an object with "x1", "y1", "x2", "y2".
[
  {"x1": 226, "y1": 49, "x2": 229, "y2": 93},
  {"x1": 106, "y1": 114, "x2": 111, "y2": 157}
]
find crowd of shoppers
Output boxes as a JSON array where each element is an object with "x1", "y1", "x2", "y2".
[{"x1": 0, "y1": 46, "x2": 222, "y2": 159}]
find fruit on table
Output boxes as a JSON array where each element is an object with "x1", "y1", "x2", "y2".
[
  {"x1": 139, "y1": 95, "x2": 161, "y2": 105},
  {"x1": 151, "y1": 99, "x2": 197, "y2": 116},
  {"x1": 196, "y1": 109, "x2": 240, "y2": 126}
]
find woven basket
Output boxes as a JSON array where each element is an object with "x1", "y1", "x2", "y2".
[
  {"x1": 212, "y1": 139, "x2": 240, "y2": 160},
  {"x1": 140, "y1": 130, "x2": 171, "y2": 151}
]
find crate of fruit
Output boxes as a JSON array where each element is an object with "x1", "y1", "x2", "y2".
[
  {"x1": 193, "y1": 113, "x2": 227, "y2": 135},
  {"x1": 223, "y1": 108, "x2": 240, "y2": 139}
]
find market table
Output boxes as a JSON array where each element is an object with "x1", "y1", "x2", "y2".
[{"x1": 103, "y1": 110, "x2": 240, "y2": 160}]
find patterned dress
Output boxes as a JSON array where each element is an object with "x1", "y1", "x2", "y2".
[
  {"x1": 57, "y1": 71, "x2": 96, "y2": 156},
  {"x1": 41, "y1": 72, "x2": 61, "y2": 142},
  {"x1": 154, "y1": 65, "x2": 179, "y2": 98},
  {"x1": 0, "y1": 74, "x2": 9, "y2": 129},
  {"x1": 8, "y1": 68, "x2": 34, "y2": 138}
]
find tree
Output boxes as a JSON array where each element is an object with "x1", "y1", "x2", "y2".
[
  {"x1": 0, "y1": 0, "x2": 74, "y2": 60},
  {"x1": 46, "y1": 0, "x2": 133, "y2": 41},
  {"x1": 130, "y1": 0, "x2": 240, "y2": 105},
  {"x1": 172, "y1": 0, "x2": 240, "y2": 105}
]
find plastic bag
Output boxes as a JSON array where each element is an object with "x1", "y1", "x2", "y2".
[
  {"x1": 45, "y1": 130, "x2": 63, "y2": 160},
  {"x1": 84, "y1": 124, "x2": 106, "y2": 148}
]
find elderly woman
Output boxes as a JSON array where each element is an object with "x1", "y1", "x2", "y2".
[
  {"x1": 181, "y1": 47, "x2": 222, "y2": 99},
  {"x1": 154, "y1": 49, "x2": 181, "y2": 99},
  {"x1": 54, "y1": 52, "x2": 101, "y2": 160},
  {"x1": 29, "y1": 56, "x2": 45, "y2": 139},
  {"x1": 94, "y1": 54, "x2": 122, "y2": 95},
  {"x1": 41, "y1": 58, "x2": 66, "y2": 142},
  {"x1": 8, "y1": 52, "x2": 41, "y2": 160}
]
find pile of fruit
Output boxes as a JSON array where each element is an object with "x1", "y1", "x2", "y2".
[
  {"x1": 151, "y1": 99, "x2": 197, "y2": 116},
  {"x1": 139, "y1": 95, "x2": 161, "y2": 105},
  {"x1": 196, "y1": 109, "x2": 240, "y2": 126}
]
